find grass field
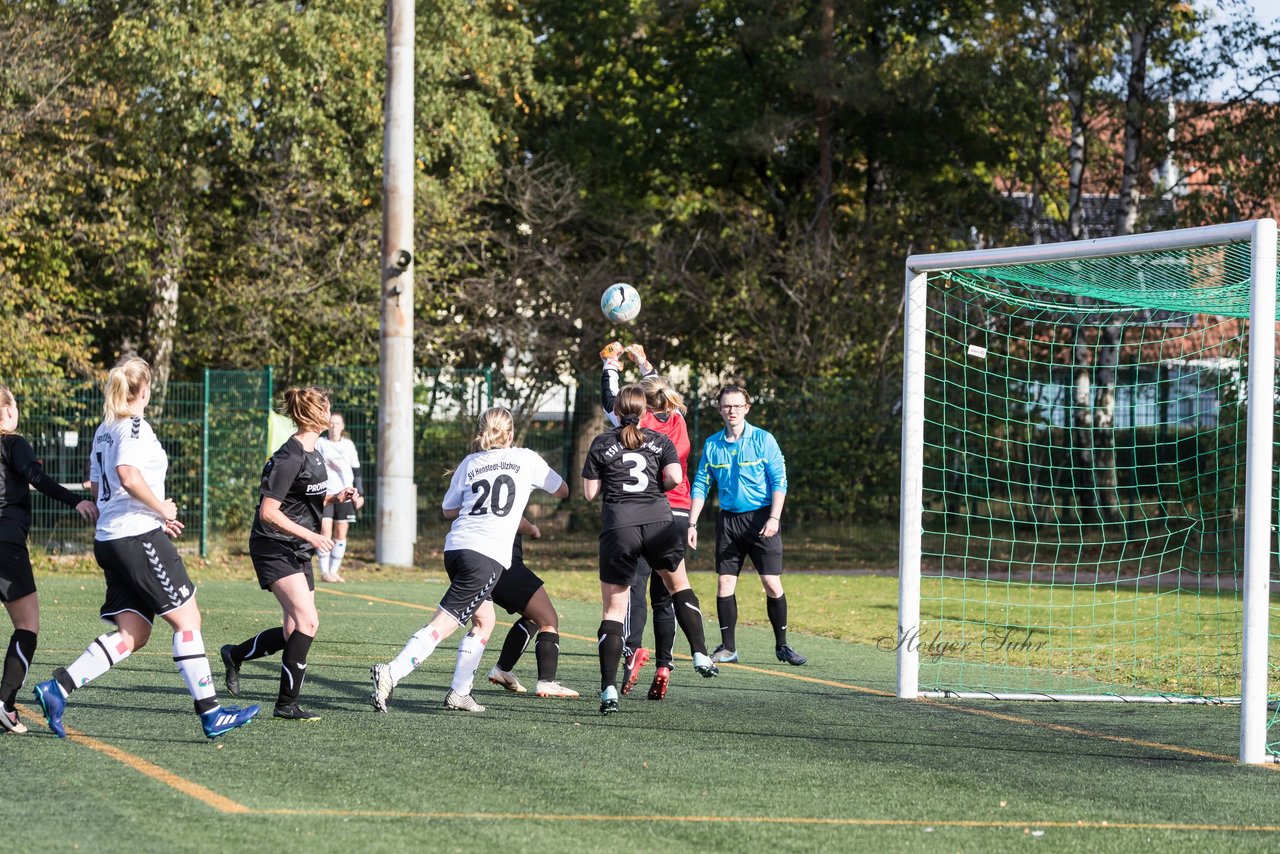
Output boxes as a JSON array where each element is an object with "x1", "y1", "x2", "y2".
[{"x1": 6, "y1": 560, "x2": 1280, "y2": 853}]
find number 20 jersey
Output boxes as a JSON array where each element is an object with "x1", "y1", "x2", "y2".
[
  {"x1": 442, "y1": 447, "x2": 565, "y2": 568},
  {"x1": 582, "y1": 427, "x2": 678, "y2": 531}
]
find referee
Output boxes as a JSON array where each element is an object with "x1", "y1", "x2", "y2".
[{"x1": 688, "y1": 385, "x2": 806, "y2": 666}]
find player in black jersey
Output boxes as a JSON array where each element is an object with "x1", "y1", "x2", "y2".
[
  {"x1": 485, "y1": 523, "x2": 579, "y2": 699},
  {"x1": 582, "y1": 385, "x2": 718, "y2": 714},
  {"x1": 0, "y1": 386, "x2": 97, "y2": 733},
  {"x1": 220, "y1": 387, "x2": 358, "y2": 722}
]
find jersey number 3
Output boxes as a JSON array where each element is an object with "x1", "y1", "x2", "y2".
[
  {"x1": 620, "y1": 452, "x2": 649, "y2": 493},
  {"x1": 469, "y1": 474, "x2": 516, "y2": 517}
]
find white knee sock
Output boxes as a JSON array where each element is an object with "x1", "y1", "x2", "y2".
[
  {"x1": 389, "y1": 625, "x2": 442, "y2": 684},
  {"x1": 329, "y1": 540, "x2": 347, "y2": 574},
  {"x1": 63, "y1": 632, "x2": 132, "y2": 695},
  {"x1": 450, "y1": 633, "x2": 487, "y2": 695},
  {"x1": 173, "y1": 629, "x2": 217, "y2": 709},
  {"x1": 317, "y1": 548, "x2": 332, "y2": 574}
]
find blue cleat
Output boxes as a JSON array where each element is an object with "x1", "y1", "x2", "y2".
[
  {"x1": 33, "y1": 680, "x2": 67, "y2": 738},
  {"x1": 776, "y1": 644, "x2": 807, "y2": 666},
  {"x1": 599, "y1": 685, "x2": 620, "y2": 715},
  {"x1": 201, "y1": 704, "x2": 260, "y2": 739},
  {"x1": 710, "y1": 644, "x2": 739, "y2": 664}
]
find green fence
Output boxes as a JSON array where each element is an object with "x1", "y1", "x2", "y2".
[{"x1": 16, "y1": 367, "x2": 900, "y2": 563}]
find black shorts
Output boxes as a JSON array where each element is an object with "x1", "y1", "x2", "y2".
[
  {"x1": 440, "y1": 549, "x2": 504, "y2": 625},
  {"x1": 716, "y1": 507, "x2": 783, "y2": 576},
  {"x1": 633, "y1": 511, "x2": 690, "y2": 581},
  {"x1": 322, "y1": 500, "x2": 357, "y2": 524},
  {"x1": 0, "y1": 541, "x2": 36, "y2": 603},
  {"x1": 250, "y1": 538, "x2": 315, "y2": 591},
  {"x1": 599, "y1": 520, "x2": 684, "y2": 587},
  {"x1": 491, "y1": 552, "x2": 545, "y2": 615},
  {"x1": 94, "y1": 529, "x2": 198, "y2": 624}
]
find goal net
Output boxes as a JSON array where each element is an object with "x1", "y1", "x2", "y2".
[{"x1": 897, "y1": 221, "x2": 1277, "y2": 764}]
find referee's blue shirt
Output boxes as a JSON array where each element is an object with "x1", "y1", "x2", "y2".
[{"x1": 691, "y1": 422, "x2": 787, "y2": 513}]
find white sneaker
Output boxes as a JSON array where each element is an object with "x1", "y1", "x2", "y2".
[
  {"x1": 370, "y1": 663, "x2": 395, "y2": 712},
  {"x1": 487, "y1": 666, "x2": 527, "y2": 694},
  {"x1": 444, "y1": 690, "x2": 486, "y2": 713},
  {"x1": 534, "y1": 680, "x2": 580, "y2": 699},
  {"x1": 0, "y1": 707, "x2": 27, "y2": 734}
]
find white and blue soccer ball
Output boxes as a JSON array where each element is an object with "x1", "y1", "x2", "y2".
[{"x1": 600, "y1": 282, "x2": 641, "y2": 324}]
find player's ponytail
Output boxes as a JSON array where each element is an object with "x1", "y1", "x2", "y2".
[
  {"x1": 283, "y1": 387, "x2": 331, "y2": 433},
  {"x1": 0, "y1": 386, "x2": 15, "y2": 435},
  {"x1": 103, "y1": 356, "x2": 152, "y2": 422},
  {"x1": 471, "y1": 407, "x2": 514, "y2": 453},
  {"x1": 616, "y1": 385, "x2": 647, "y2": 449},
  {"x1": 640, "y1": 375, "x2": 686, "y2": 416}
]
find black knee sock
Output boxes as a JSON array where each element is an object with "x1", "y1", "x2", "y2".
[
  {"x1": 671, "y1": 589, "x2": 709, "y2": 656},
  {"x1": 716, "y1": 594, "x2": 738, "y2": 650},
  {"x1": 496, "y1": 617, "x2": 537, "y2": 672},
  {"x1": 534, "y1": 631, "x2": 560, "y2": 682},
  {"x1": 1, "y1": 629, "x2": 37, "y2": 711},
  {"x1": 276, "y1": 631, "x2": 314, "y2": 707},
  {"x1": 767, "y1": 594, "x2": 788, "y2": 647},
  {"x1": 230, "y1": 626, "x2": 286, "y2": 664},
  {"x1": 624, "y1": 579, "x2": 648, "y2": 656},
  {"x1": 597, "y1": 620, "x2": 625, "y2": 692}
]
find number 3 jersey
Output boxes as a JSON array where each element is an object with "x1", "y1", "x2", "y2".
[
  {"x1": 442, "y1": 447, "x2": 565, "y2": 568},
  {"x1": 582, "y1": 427, "x2": 678, "y2": 531}
]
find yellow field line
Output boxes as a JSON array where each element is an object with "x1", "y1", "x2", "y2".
[
  {"x1": 15, "y1": 703, "x2": 250, "y2": 814},
  {"x1": 318, "y1": 586, "x2": 1270, "y2": 768},
  {"x1": 250, "y1": 807, "x2": 1280, "y2": 833}
]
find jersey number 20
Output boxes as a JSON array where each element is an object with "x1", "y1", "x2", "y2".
[{"x1": 469, "y1": 475, "x2": 516, "y2": 516}]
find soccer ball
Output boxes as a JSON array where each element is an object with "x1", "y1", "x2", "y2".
[{"x1": 600, "y1": 282, "x2": 641, "y2": 324}]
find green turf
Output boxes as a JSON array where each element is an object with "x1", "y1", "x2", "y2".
[{"x1": 5, "y1": 571, "x2": 1280, "y2": 853}]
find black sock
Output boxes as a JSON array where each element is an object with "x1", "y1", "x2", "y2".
[
  {"x1": 535, "y1": 631, "x2": 560, "y2": 682},
  {"x1": 1, "y1": 629, "x2": 37, "y2": 711},
  {"x1": 767, "y1": 594, "x2": 788, "y2": 647},
  {"x1": 230, "y1": 626, "x2": 286, "y2": 664},
  {"x1": 651, "y1": 579, "x2": 677, "y2": 668},
  {"x1": 496, "y1": 618, "x2": 536, "y2": 672},
  {"x1": 716, "y1": 594, "x2": 738, "y2": 650},
  {"x1": 624, "y1": 579, "x2": 648, "y2": 656},
  {"x1": 597, "y1": 620, "x2": 625, "y2": 692},
  {"x1": 276, "y1": 631, "x2": 314, "y2": 707},
  {"x1": 672, "y1": 589, "x2": 709, "y2": 656}
]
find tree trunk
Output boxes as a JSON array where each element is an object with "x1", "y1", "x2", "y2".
[
  {"x1": 147, "y1": 216, "x2": 186, "y2": 412},
  {"x1": 1070, "y1": 325, "x2": 1098, "y2": 525},
  {"x1": 1115, "y1": 22, "x2": 1149, "y2": 237},
  {"x1": 1091, "y1": 321, "x2": 1125, "y2": 524},
  {"x1": 814, "y1": 0, "x2": 834, "y2": 246},
  {"x1": 1065, "y1": 44, "x2": 1088, "y2": 242}
]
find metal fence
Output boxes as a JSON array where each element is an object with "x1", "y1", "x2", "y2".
[{"x1": 15, "y1": 368, "x2": 901, "y2": 559}]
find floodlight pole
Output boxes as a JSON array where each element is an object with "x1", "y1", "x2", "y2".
[{"x1": 377, "y1": 0, "x2": 416, "y2": 566}]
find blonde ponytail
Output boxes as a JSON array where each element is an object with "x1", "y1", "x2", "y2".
[
  {"x1": 103, "y1": 357, "x2": 152, "y2": 422},
  {"x1": 471, "y1": 407, "x2": 514, "y2": 453}
]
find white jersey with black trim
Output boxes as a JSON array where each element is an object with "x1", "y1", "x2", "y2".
[
  {"x1": 89, "y1": 416, "x2": 167, "y2": 541},
  {"x1": 316, "y1": 436, "x2": 354, "y2": 495},
  {"x1": 442, "y1": 447, "x2": 564, "y2": 568},
  {"x1": 330, "y1": 435, "x2": 360, "y2": 472}
]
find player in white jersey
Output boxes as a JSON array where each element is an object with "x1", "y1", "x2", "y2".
[
  {"x1": 32, "y1": 357, "x2": 258, "y2": 739},
  {"x1": 371, "y1": 407, "x2": 569, "y2": 713},
  {"x1": 315, "y1": 412, "x2": 362, "y2": 582}
]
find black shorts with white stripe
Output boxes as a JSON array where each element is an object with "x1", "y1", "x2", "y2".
[
  {"x1": 439, "y1": 549, "x2": 505, "y2": 626},
  {"x1": 94, "y1": 527, "x2": 197, "y2": 624}
]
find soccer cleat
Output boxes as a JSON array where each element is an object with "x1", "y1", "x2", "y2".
[
  {"x1": 444, "y1": 690, "x2": 486, "y2": 713},
  {"x1": 599, "y1": 685, "x2": 620, "y2": 715},
  {"x1": 370, "y1": 663, "x2": 395, "y2": 712},
  {"x1": 710, "y1": 644, "x2": 739, "y2": 664},
  {"x1": 621, "y1": 647, "x2": 649, "y2": 695},
  {"x1": 776, "y1": 645, "x2": 808, "y2": 666},
  {"x1": 692, "y1": 652, "x2": 719, "y2": 678},
  {"x1": 487, "y1": 666, "x2": 527, "y2": 694},
  {"x1": 201, "y1": 704, "x2": 260, "y2": 738},
  {"x1": 0, "y1": 707, "x2": 28, "y2": 734},
  {"x1": 220, "y1": 644, "x2": 241, "y2": 697},
  {"x1": 272, "y1": 703, "x2": 320, "y2": 721},
  {"x1": 648, "y1": 666, "x2": 671, "y2": 701},
  {"x1": 534, "y1": 680, "x2": 579, "y2": 699},
  {"x1": 33, "y1": 680, "x2": 67, "y2": 738}
]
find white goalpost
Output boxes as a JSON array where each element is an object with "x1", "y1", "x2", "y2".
[{"x1": 897, "y1": 220, "x2": 1277, "y2": 765}]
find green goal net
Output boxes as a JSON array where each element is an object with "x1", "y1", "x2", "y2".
[{"x1": 897, "y1": 222, "x2": 1278, "y2": 764}]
